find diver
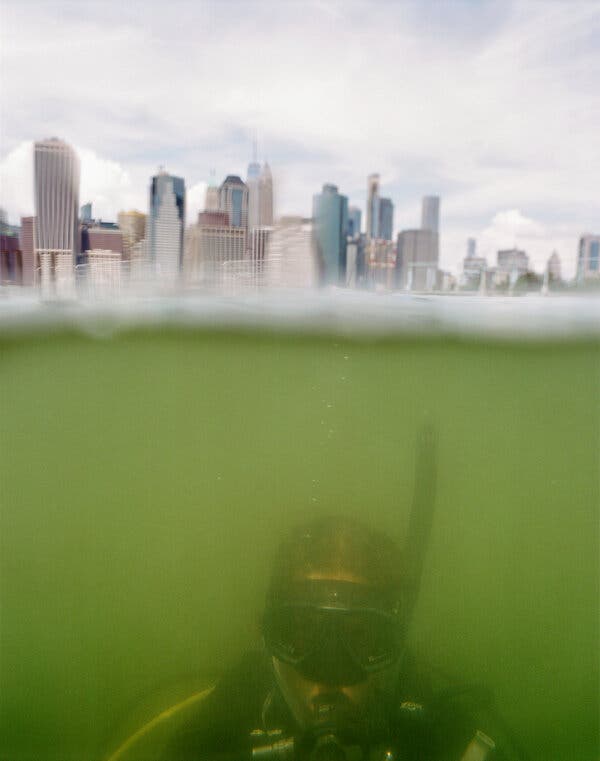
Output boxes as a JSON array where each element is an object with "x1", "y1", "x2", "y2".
[{"x1": 162, "y1": 516, "x2": 514, "y2": 761}]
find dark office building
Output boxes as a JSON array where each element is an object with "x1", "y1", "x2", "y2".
[
  {"x1": 378, "y1": 197, "x2": 394, "y2": 241},
  {"x1": 313, "y1": 183, "x2": 348, "y2": 286}
]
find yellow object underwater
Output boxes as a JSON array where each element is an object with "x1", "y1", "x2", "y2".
[{"x1": 106, "y1": 686, "x2": 214, "y2": 761}]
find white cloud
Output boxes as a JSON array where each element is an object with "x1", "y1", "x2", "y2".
[
  {"x1": 481, "y1": 210, "x2": 545, "y2": 245},
  {"x1": 0, "y1": 141, "x2": 34, "y2": 221},
  {"x1": 186, "y1": 181, "x2": 208, "y2": 225},
  {"x1": 78, "y1": 147, "x2": 142, "y2": 221}
]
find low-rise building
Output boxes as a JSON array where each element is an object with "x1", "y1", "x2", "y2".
[
  {"x1": 265, "y1": 216, "x2": 317, "y2": 288},
  {"x1": 85, "y1": 249, "x2": 122, "y2": 295},
  {"x1": 185, "y1": 218, "x2": 246, "y2": 288},
  {"x1": 496, "y1": 248, "x2": 529, "y2": 277}
]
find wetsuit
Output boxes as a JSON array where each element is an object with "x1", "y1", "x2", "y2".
[{"x1": 162, "y1": 649, "x2": 507, "y2": 761}]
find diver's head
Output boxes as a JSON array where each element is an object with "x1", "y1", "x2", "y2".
[{"x1": 262, "y1": 517, "x2": 406, "y2": 735}]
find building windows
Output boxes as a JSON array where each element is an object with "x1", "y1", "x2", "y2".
[
  {"x1": 231, "y1": 189, "x2": 243, "y2": 227},
  {"x1": 589, "y1": 241, "x2": 599, "y2": 271}
]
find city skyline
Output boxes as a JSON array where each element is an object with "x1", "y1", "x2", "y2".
[{"x1": 1, "y1": 0, "x2": 599, "y2": 278}]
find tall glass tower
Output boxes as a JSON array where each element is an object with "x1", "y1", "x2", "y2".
[
  {"x1": 378, "y1": 198, "x2": 394, "y2": 241},
  {"x1": 219, "y1": 176, "x2": 249, "y2": 230},
  {"x1": 312, "y1": 183, "x2": 348, "y2": 286}
]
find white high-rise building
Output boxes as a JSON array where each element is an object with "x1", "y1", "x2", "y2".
[
  {"x1": 148, "y1": 170, "x2": 185, "y2": 284},
  {"x1": 246, "y1": 140, "x2": 274, "y2": 238},
  {"x1": 33, "y1": 138, "x2": 80, "y2": 297}
]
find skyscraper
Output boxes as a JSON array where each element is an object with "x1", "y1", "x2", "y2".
[
  {"x1": 246, "y1": 141, "x2": 274, "y2": 233},
  {"x1": 205, "y1": 171, "x2": 220, "y2": 212},
  {"x1": 148, "y1": 170, "x2": 185, "y2": 282},
  {"x1": 378, "y1": 198, "x2": 394, "y2": 241},
  {"x1": 80, "y1": 203, "x2": 93, "y2": 223},
  {"x1": 219, "y1": 175, "x2": 249, "y2": 230},
  {"x1": 396, "y1": 229, "x2": 439, "y2": 291},
  {"x1": 312, "y1": 183, "x2": 348, "y2": 285},
  {"x1": 366, "y1": 174, "x2": 380, "y2": 240},
  {"x1": 258, "y1": 163, "x2": 273, "y2": 227},
  {"x1": 348, "y1": 206, "x2": 362, "y2": 238},
  {"x1": 19, "y1": 216, "x2": 36, "y2": 286},
  {"x1": 467, "y1": 237, "x2": 477, "y2": 258},
  {"x1": 247, "y1": 157, "x2": 261, "y2": 230},
  {"x1": 421, "y1": 196, "x2": 440, "y2": 233},
  {"x1": 577, "y1": 235, "x2": 600, "y2": 280},
  {"x1": 34, "y1": 138, "x2": 80, "y2": 295}
]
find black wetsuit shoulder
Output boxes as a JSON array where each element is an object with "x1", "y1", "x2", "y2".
[
  {"x1": 162, "y1": 650, "x2": 507, "y2": 761},
  {"x1": 162, "y1": 650, "x2": 287, "y2": 760}
]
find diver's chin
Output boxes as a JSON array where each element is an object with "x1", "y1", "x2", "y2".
[{"x1": 309, "y1": 693, "x2": 360, "y2": 737}]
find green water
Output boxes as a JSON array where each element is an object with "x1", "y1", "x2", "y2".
[{"x1": 1, "y1": 327, "x2": 598, "y2": 760}]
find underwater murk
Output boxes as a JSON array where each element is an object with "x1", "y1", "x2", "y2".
[{"x1": 0, "y1": 295, "x2": 598, "y2": 761}]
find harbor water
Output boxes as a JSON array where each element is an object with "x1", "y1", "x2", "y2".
[{"x1": 0, "y1": 294, "x2": 598, "y2": 760}]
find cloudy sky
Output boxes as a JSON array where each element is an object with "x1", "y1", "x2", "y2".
[{"x1": 1, "y1": 0, "x2": 599, "y2": 277}]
